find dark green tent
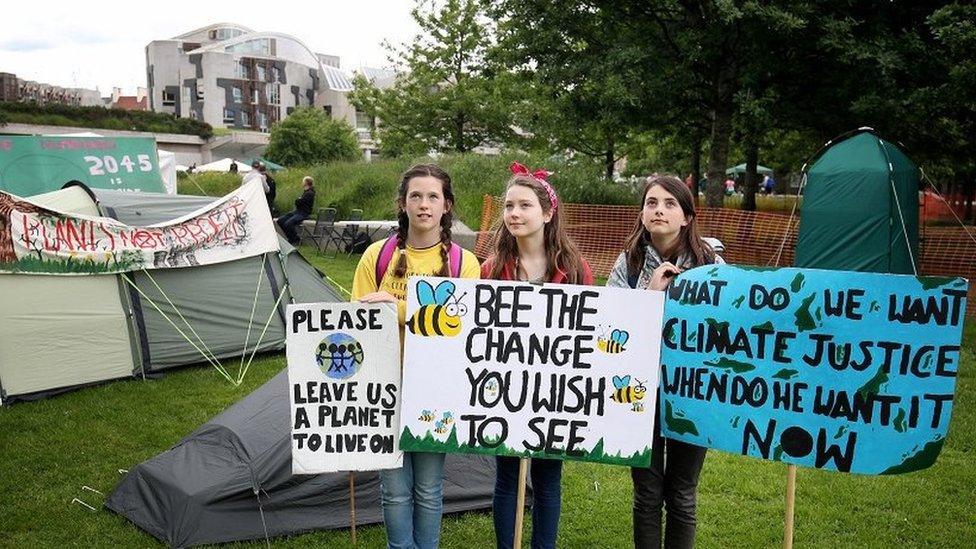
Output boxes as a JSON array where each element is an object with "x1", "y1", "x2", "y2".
[{"x1": 795, "y1": 130, "x2": 919, "y2": 274}]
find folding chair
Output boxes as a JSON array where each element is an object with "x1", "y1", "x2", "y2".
[
  {"x1": 332, "y1": 208, "x2": 364, "y2": 257},
  {"x1": 298, "y1": 207, "x2": 338, "y2": 252}
]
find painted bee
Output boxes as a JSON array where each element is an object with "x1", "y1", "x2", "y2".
[
  {"x1": 611, "y1": 375, "x2": 646, "y2": 404},
  {"x1": 441, "y1": 411, "x2": 454, "y2": 425},
  {"x1": 419, "y1": 409, "x2": 436, "y2": 422},
  {"x1": 598, "y1": 328, "x2": 630, "y2": 354},
  {"x1": 485, "y1": 380, "x2": 499, "y2": 397},
  {"x1": 406, "y1": 280, "x2": 468, "y2": 337},
  {"x1": 434, "y1": 420, "x2": 449, "y2": 434}
]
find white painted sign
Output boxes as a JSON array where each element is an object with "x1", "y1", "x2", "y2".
[
  {"x1": 287, "y1": 302, "x2": 402, "y2": 474},
  {"x1": 400, "y1": 277, "x2": 664, "y2": 467}
]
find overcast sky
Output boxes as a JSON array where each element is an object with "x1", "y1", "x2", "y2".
[{"x1": 1, "y1": 0, "x2": 420, "y2": 94}]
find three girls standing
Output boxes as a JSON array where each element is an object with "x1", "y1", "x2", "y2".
[{"x1": 354, "y1": 165, "x2": 714, "y2": 548}]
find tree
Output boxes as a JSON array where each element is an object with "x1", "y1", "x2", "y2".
[
  {"x1": 350, "y1": 0, "x2": 514, "y2": 154},
  {"x1": 263, "y1": 107, "x2": 360, "y2": 166}
]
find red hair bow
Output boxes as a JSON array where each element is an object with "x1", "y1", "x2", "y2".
[
  {"x1": 509, "y1": 161, "x2": 558, "y2": 211},
  {"x1": 510, "y1": 161, "x2": 549, "y2": 182}
]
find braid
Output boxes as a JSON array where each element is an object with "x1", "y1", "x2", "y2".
[
  {"x1": 439, "y1": 225, "x2": 452, "y2": 277},
  {"x1": 393, "y1": 211, "x2": 409, "y2": 278}
]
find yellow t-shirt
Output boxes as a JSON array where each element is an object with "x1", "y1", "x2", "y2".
[{"x1": 351, "y1": 239, "x2": 481, "y2": 328}]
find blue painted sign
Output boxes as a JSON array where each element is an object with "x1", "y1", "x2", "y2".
[{"x1": 660, "y1": 265, "x2": 967, "y2": 474}]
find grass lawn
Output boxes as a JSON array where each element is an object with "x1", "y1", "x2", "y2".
[{"x1": 1, "y1": 248, "x2": 973, "y2": 548}]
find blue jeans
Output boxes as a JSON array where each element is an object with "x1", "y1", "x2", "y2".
[
  {"x1": 493, "y1": 456, "x2": 562, "y2": 549},
  {"x1": 276, "y1": 210, "x2": 307, "y2": 245},
  {"x1": 380, "y1": 452, "x2": 446, "y2": 549}
]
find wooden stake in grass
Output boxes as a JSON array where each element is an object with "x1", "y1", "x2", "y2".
[
  {"x1": 513, "y1": 458, "x2": 528, "y2": 548},
  {"x1": 783, "y1": 464, "x2": 797, "y2": 549},
  {"x1": 350, "y1": 472, "x2": 358, "y2": 545}
]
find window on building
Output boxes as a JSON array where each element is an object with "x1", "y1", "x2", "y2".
[
  {"x1": 236, "y1": 62, "x2": 249, "y2": 80},
  {"x1": 355, "y1": 110, "x2": 375, "y2": 130},
  {"x1": 252, "y1": 89, "x2": 260, "y2": 103},
  {"x1": 267, "y1": 84, "x2": 279, "y2": 104},
  {"x1": 270, "y1": 66, "x2": 279, "y2": 82},
  {"x1": 223, "y1": 108, "x2": 235, "y2": 124},
  {"x1": 162, "y1": 90, "x2": 176, "y2": 106},
  {"x1": 257, "y1": 65, "x2": 266, "y2": 82},
  {"x1": 241, "y1": 110, "x2": 250, "y2": 126},
  {"x1": 233, "y1": 87, "x2": 242, "y2": 103},
  {"x1": 259, "y1": 113, "x2": 268, "y2": 131}
]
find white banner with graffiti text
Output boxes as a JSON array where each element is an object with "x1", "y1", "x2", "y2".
[{"x1": 0, "y1": 180, "x2": 278, "y2": 275}]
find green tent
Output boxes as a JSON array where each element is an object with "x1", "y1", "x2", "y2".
[
  {"x1": 0, "y1": 187, "x2": 343, "y2": 403},
  {"x1": 795, "y1": 130, "x2": 919, "y2": 274},
  {"x1": 726, "y1": 163, "x2": 774, "y2": 176}
]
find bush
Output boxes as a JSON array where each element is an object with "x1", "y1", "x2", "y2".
[
  {"x1": 178, "y1": 153, "x2": 638, "y2": 229},
  {"x1": 263, "y1": 107, "x2": 360, "y2": 167}
]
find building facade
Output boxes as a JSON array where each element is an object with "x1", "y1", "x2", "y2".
[
  {"x1": 0, "y1": 72, "x2": 102, "y2": 107},
  {"x1": 146, "y1": 23, "x2": 375, "y2": 148}
]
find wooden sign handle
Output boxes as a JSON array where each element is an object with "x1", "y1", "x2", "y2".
[
  {"x1": 783, "y1": 464, "x2": 796, "y2": 549},
  {"x1": 513, "y1": 458, "x2": 529, "y2": 548}
]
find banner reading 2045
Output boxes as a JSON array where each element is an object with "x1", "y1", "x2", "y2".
[
  {"x1": 660, "y1": 265, "x2": 967, "y2": 475},
  {"x1": 0, "y1": 136, "x2": 165, "y2": 195},
  {"x1": 400, "y1": 277, "x2": 665, "y2": 467}
]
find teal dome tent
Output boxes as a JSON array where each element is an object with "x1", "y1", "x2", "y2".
[{"x1": 795, "y1": 128, "x2": 920, "y2": 274}]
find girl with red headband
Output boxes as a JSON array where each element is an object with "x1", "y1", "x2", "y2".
[{"x1": 482, "y1": 162, "x2": 593, "y2": 549}]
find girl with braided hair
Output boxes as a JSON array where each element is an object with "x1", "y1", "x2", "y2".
[{"x1": 351, "y1": 163, "x2": 479, "y2": 549}]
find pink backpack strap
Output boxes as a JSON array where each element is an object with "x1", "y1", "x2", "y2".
[
  {"x1": 449, "y1": 243, "x2": 462, "y2": 278},
  {"x1": 375, "y1": 236, "x2": 399, "y2": 285},
  {"x1": 376, "y1": 236, "x2": 463, "y2": 283}
]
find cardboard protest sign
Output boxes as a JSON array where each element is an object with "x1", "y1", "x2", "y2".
[
  {"x1": 0, "y1": 180, "x2": 278, "y2": 275},
  {"x1": 400, "y1": 277, "x2": 664, "y2": 466},
  {"x1": 660, "y1": 264, "x2": 967, "y2": 474},
  {"x1": 287, "y1": 303, "x2": 402, "y2": 474}
]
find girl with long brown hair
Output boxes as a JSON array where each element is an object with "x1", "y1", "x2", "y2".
[
  {"x1": 606, "y1": 174, "x2": 723, "y2": 549},
  {"x1": 351, "y1": 163, "x2": 480, "y2": 549},
  {"x1": 482, "y1": 162, "x2": 593, "y2": 549}
]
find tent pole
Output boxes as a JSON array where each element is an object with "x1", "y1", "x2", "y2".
[
  {"x1": 513, "y1": 458, "x2": 528, "y2": 548},
  {"x1": 349, "y1": 472, "x2": 357, "y2": 545}
]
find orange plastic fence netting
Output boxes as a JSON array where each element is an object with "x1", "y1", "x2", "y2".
[{"x1": 476, "y1": 195, "x2": 976, "y2": 318}]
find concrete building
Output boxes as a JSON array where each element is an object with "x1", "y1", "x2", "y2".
[
  {"x1": 0, "y1": 72, "x2": 102, "y2": 107},
  {"x1": 146, "y1": 22, "x2": 376, "y2": 151}
]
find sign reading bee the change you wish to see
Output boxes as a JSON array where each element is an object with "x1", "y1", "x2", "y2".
[
  {"x1": 287, "y1": 303, "x2": 402, "y2": 474},
  {"x1": 660, "y1": 265, "x2": 967, "y2": 475},
  {"x1": 400, "y1": 276, "x2": 665, "y2": 466}
]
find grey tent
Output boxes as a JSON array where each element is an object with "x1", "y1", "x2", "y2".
[
  {"x1": 0, "y1": 187, "x2": 343, "y2": 403},
  {"x1": 106, "y1": 369, "x2": 498, "y2": 547}
]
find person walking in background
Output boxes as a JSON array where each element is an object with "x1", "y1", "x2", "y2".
[
  {"x1": 482, "y1": 162, "x2": 593, "y2": 549},
  {"x1": 242, "y1": 160, "x2": 268, "y2": 194},
  {"x1": 276, "y1": 176, "x2": 315, "y2": 246},
  {"x1": 606, "y1": 174, "x2": 723, "y2": 549}
]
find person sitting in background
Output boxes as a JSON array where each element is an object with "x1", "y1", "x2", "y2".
[{"x1": 276, "y1": 176, "x2": 316, "y2": 246}]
